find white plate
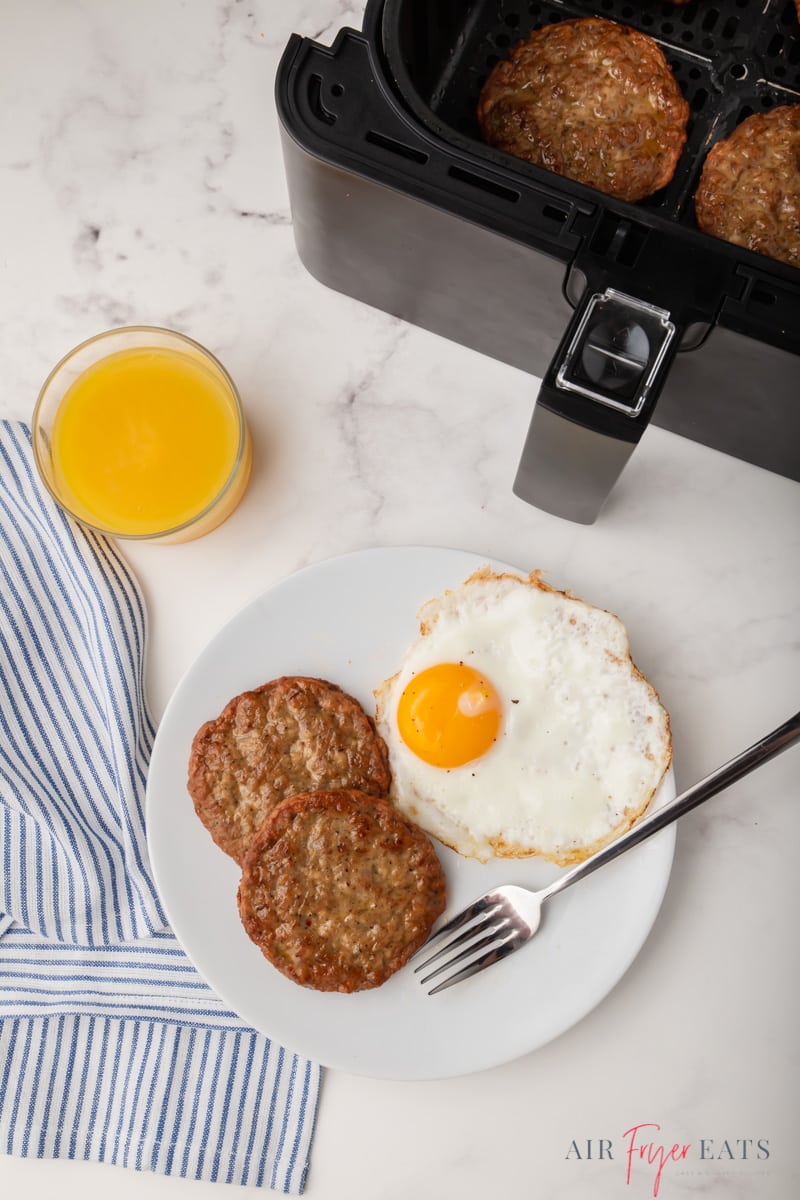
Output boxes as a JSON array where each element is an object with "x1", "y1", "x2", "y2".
[{"x1": 146, "y1": 546, "x2": 675, "y2": 1080}]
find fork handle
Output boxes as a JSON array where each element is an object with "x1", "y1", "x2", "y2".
[{"x1": 541, "y1": 710, "x2": 800, "y2": 903}]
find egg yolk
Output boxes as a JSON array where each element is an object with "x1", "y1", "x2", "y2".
[{"x1": 397, "y1": 662, "x2": 502, "y2": 768}]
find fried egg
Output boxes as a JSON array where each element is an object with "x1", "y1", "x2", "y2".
[{"x1": 374, "y1": 568, "x2": 672, "y2": 866}]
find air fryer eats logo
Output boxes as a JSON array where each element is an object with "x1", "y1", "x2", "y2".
[{"x1": 565, "y1": 1124, "x2": 770, "y2": 1197}]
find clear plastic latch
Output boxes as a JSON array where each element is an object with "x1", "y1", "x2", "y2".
[{"x1": 556, "y1": 288, "x2": 676, "y2": 416}]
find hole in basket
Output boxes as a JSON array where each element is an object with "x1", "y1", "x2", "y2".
[
  {"x1": 729, "y1": 62, "x2": 748, "y2": 81},
  {"x1": 542, "y1": 204, "x2": 568, "y2": 224},
  {"x1": 307, "y1": 75, "x2": 336, "y2": 126},
  {"x1": 448, "y1": 165, "x2": 520, "y2": 202},
  {"x1": 751, "y1": 284, "x2": 776, "y2": 307},
  {"x1": 365, "y1": 130, "x2": 428, "y2": 164}
]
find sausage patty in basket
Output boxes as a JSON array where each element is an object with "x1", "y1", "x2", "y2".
[
  {"x1": 237, "y1": 788, "x2": 447, "y2": 992},
  {"x1": 477, "y1": 18, "x2": 689, "y2": 203},
  {"x1": 695, "y1": 105, "x2": 800, "y2": 269}
]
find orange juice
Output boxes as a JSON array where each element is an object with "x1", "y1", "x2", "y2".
[{"x1": 44, "y1": 339, "x2": 251, "y2": 540}]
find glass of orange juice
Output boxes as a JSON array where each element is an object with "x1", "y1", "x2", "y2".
[{"x1": 32, "y1": 326, "x2": 252, "y2": 543}]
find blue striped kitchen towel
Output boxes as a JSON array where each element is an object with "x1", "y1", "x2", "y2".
[{"x1": 0, "y1": 420, "x2": 321, "y2": 1191}]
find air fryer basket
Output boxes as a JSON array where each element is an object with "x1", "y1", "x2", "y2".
[
  {"x1": 379, "y1": 0, "x2": 800, "y2": 234},
  {"x1": 376, "y1": 0, "x2": 800, "y2": 519},
  {"x1": 276, "y1": 1, "x2": 800, "y2": 520}
]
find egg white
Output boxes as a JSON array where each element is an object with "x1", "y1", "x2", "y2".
[{"x1": 374, "y1": 568, "x2": 672, "y2": 866}]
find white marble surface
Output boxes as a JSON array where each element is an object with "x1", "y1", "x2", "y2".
[{"x1": 1, "y1": 2, "x2": 799, "y2": 1197}]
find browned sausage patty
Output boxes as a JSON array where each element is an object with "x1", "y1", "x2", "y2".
[
  {"x1": 694, "y1": 105, "x2": 800, "y2": 269},
  {"x1": 237, "y1": 789, "x2": 447, "y2": 992},
  {"x1": 188, "y1": 676, "x2": 391, "y2": 864},
  {"x1": 477, "y1": 18, "x2": 689, "y2": 202}
]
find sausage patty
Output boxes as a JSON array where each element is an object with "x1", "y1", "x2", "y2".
[
  {"x1": 188, "y1": 676, "x2": 391, "y2": 863},
  {"x1": 237, "y1": 789, "x2": 447, "y2": 992},
  {"x1": 477, "y1": 18, "x2": 689, "y2": 203},
  {"x1": 694, "y1": 105, "x2": 800, "y2": 269}
]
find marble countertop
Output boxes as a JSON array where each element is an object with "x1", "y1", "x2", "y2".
[{"x1": 1, "y1": 2, "x2": 798, "y2": 1197}]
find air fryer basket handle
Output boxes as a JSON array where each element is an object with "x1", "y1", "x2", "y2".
[{"x1": 513, "y1": 286, "x2": 682, "y2": 524}]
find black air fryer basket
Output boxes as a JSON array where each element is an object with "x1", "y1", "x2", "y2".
[{"x1": 276, "y1": 0, "x2": 800, "y2": 521}]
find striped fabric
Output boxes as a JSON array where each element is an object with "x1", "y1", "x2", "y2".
[{"x1": 0, "y1": 421, "x2": 320, "y2": 1191}]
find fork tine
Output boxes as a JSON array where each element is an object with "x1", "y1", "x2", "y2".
[
  {"x1": 426, "y1": 935, "x2": 522, "y2": 996},
  {"x1": 418, "y1": 918, "x2": 516, "y2": 986},
  {"x1": 413, "y1": 896, "x2": 507, "y2": 973},
  {"x1": 415, "y1": 911, "x2": 511, "y2": 976},
  {"x1": 423, "y1": 890, "x2": 505, "y2": 945}
]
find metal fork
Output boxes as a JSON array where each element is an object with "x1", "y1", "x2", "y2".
[{"x1": 416, "y1": 710, "x2": 800, "y2": 994}]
